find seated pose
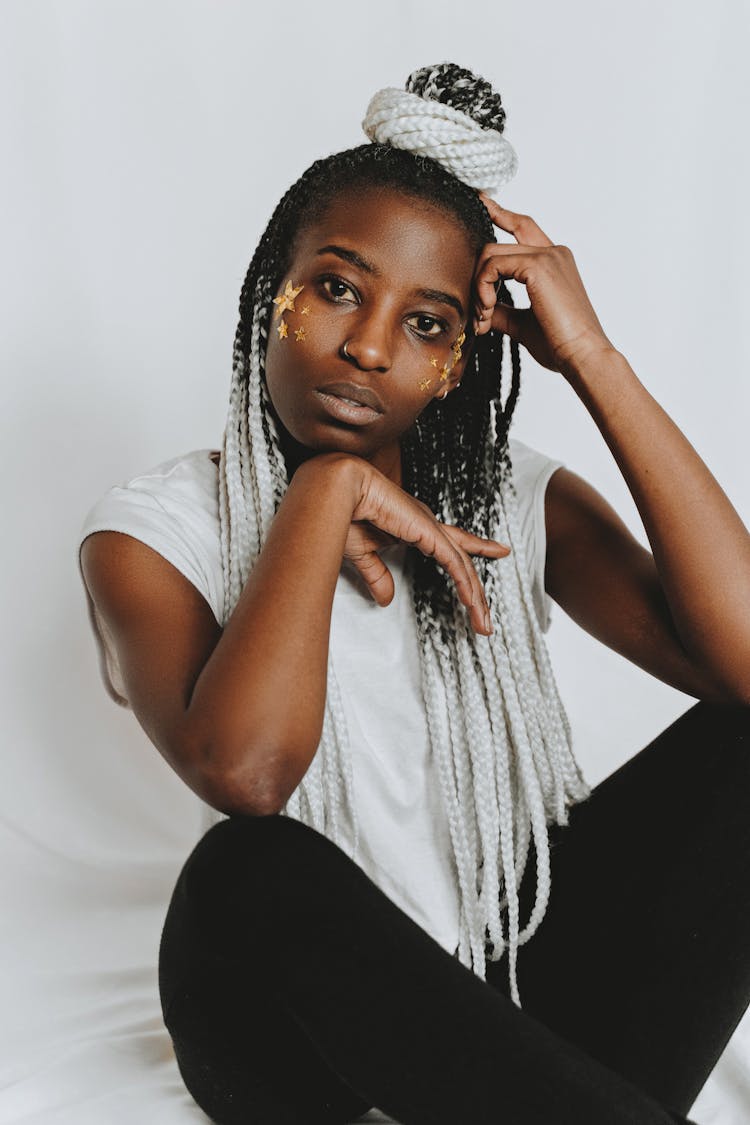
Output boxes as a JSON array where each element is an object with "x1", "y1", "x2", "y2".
[{"x1": 78, "y1": 63, "x2": 750, "y2": 1125}]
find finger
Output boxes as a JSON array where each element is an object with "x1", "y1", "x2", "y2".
[
  {"x1": 475, "y1": 244, "x2": 543, "y2": 301},
  {"x1": 430, "y1": 531, "x2": 494, "y2": 636},
  {"x1": 443, "y1": 525, "x2": 511, "y2": 557},
  {"x1": 351, "y1": 552, "x2": 395, "y2": 607},
  {"x1": 409, "y1": 522, "x2": 483, "y2": 625},
  {"x1": 478, "y1": 193, "x2": 555, "y2": 248},
  {"x1": 477, "y1": 302, "x2": 533, "y2": 340},
  {"x1": 355, "y1": 490, "x2": 492, "y2": 632},
  {"x1": 472, "y1": 247, "x2": 543, "y2": 335}
]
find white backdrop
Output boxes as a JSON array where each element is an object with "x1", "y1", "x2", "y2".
[{"x1": 1, "y1": 2, "x2": 748, "y2": 1122}]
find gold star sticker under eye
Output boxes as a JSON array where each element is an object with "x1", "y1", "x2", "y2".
[
  {"x1": 300, "y1": 305, "x2": 310, "y2": 316},
  {"x1": 273, "y1": 280, "x2": 305, "y2": 320},
  {"x1": 429, "y1": 356, "x2": 438, "y2": 368},
  {"x1": 294, "y1": 325, "x2": 307, "y2": 342},
  {"x1": 419, "y1": 377, "x2": 432, "y2": 391},
  {"x1": 277, "y1": 319, "x2": 288, "y2": 339}
]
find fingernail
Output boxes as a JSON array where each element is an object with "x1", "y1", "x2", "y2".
[{"x1": 484, "y1": 609, "x2": 492, "y2": 632}]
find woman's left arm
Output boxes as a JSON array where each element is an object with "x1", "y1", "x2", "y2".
[{"x1": 474, "y1": 195, "x2": 750, "y2": 705}]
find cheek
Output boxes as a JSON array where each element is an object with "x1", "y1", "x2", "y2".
[
  {"x1": 269, "y1": 301, "x2": 338, "y2": 365},
  {"x1": 266, "y1": 301, "x2": 458, "y2": 425},
  {"x1": 263, "y1": 307, "x2": 336, "y2": 420}
]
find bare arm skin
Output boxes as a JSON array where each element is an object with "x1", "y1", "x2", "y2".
[
  {"x1": 80, "y1": 453, "x2": 507, "y2": 817},
  {"x1": 544, "y1": 347, "x2": 750, "y2": 705},
  {"x1": 472, "y1": 196, "x2": 750, "y2": 706},
  {"x1": 543, "y1": 465, "x2": 737, "y2": 702}
]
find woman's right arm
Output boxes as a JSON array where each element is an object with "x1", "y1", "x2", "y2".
[{"x1": 80, "y1": 453, "x2": 505, "y2": 817}]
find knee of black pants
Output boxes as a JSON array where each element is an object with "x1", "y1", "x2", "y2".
[
  {"x1": 185, "y1": 812, "x2": 349, "y2": 898},
  {"x1": 671, "y1": 699, "x2": 750, "y2": 789},
  {"x1": 168, "y1": 813, "x2": 358, "y2": 956},
  {"x1": 628, "y1": 700, "x2": 750, "y2": 809},
  {"x1": 644, "y1": 701, "x2": 750, "y2": 882}
]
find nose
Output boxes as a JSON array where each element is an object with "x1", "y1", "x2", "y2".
[{"x1": 340, "y1": 309, "x2": 392, "y2": 372}]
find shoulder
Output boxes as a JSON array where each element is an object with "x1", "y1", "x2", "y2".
[
  {"x1": 541, "y1": 460, "x2": 621, "y2": 558},
  {"x1": 504, "y1": 437, "x2": 566, "y2": 632},
  {"x1": 114, "y1": 447, "x2": 220, "y2": 509},
  {"x1": 79, "y1": 448, "x2": 220, "y2": 543},
  {"x1": 506, "y1": 439, "x2": 621, "y2": 555},
  {"x1": 80, "y1": 448, "x2": 220, "y2": 526},
  {"x1": 79, "y1": 447, "x2": 224, "y2": 627},
  {"x1": 508, "y1": 437, "x2": 565, "y2": 495},
  {"x1": 78, "y1": 449, "x2": 223, "y2": 707},
  {"x1": 506, "y1": 435, "x2": 566, "y2": 556}
]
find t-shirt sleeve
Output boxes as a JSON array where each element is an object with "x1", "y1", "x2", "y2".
[
  {"x1": 507, "y1": 437, "x2": 565, "y2": 633},
  {"x1": 77, "y1": 469, "x2": 222, "y2": 708}
]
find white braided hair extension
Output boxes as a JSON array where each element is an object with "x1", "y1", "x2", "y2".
[
  {"x1": 211, "y1": 63, "x2": 591, "y2": 1007},
  {"x1": 363, "y1": 64, "x2": 519, "y2": 195}
]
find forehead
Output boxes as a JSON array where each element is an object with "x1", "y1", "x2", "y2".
[{"x1": 289, "y1": 187, "x2": 478, "y2": 298}]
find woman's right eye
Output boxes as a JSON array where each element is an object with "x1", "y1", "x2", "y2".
[{"x1": 321, "y1": 276, "x2": 358, "y2": 303}]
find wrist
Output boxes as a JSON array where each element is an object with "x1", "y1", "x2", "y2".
[
  {"x1": 293, "y1": 451, "x2": 365, "y2": 513},
  {"x1": 560, "y1": 342, "x2": 625, "y2": 391}
]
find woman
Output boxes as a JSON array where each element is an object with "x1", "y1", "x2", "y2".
[{"x1": 77, "y1": 64, "x2": 750, "y2": 1125}]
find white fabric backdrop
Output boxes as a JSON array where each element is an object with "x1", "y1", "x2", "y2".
[{"x1": 1, "y1": 1, "x2": 748, "y2": 1121}]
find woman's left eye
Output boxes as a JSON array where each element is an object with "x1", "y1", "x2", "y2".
[{"x1": 407, "y1": 314, "x2": 447, "y2": 338}]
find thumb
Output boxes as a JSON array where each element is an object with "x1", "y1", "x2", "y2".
[
  {"x1": 488, "y1": 301, "x2": 530, "y2": 342},
  {"x1": 351, "y1": 552, "x2": 395, "y2": 607}
]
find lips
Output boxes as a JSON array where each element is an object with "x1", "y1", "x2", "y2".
[{"x1": 317, "y1": 381, "x2": 384, "y2": 413}]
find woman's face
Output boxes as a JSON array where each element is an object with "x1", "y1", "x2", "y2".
[{"x1": 263, "y1": 187, "x2": 477, "y2": 482}]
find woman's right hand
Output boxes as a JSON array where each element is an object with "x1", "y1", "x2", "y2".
[{"x1": 331, "y1": 454, "x2": 510, "y2": 636}]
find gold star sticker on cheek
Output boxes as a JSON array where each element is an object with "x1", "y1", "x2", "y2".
[
  {"x1": 294, "y1": 326, "x2": 307, "y2": 342},
  {"x1": 429, "y1": 356, "x2": 438, "y2": 368},
  {"x1": 272, "y1": 280, "x2": 305, "y2": 320},
  {"x1": 419, "y1": 377, "x2": 432, "y2": 391},
  {"x1": 277, "y1": 319, "x2": 288, "y2": 339},
  {"x1": 300, "y1": 305, "x2": 310, "y2": 316}
]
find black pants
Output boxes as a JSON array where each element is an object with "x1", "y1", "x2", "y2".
[{"x1": 158, "y1": 701, "x2": 750, "y2": 1124}]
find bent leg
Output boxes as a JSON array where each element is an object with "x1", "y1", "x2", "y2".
[
  {"x1": 489, "y1": 700, "x2": 750, "y2": 1119},
  {"x1": 159, "y1": 811, "x2": 696, "y2": 1125},
  {"x1": 159, "y1": 822, "x2": 373, "y2": 1125}
]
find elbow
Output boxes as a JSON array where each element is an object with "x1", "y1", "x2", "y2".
[
  {"x1": 196, "y1": 765, "x2": 285, "y2": 818},
  {"x1": 694, "y1": 671, "x2": 750, "y2": 708},
  {"x1": 190, "y1": 737, "x2": 301, "y2": 818},
  {"x1": 682, "y1": 648, "x2": 750, "y2": 707},
  {"x1": 713, "y1": 663, "x2": 750, "y2": 707},
  {"x1": 723, "y1": 685, "x2": 750, "y2": 708}
]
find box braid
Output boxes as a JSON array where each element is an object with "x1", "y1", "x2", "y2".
[{"x1": 212, "y1": 141, "x2": 591, "y2": 1007}]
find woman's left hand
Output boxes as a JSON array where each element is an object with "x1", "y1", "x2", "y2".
[{"x1": 473, "y1": 192, "x2": 614, "y2": 377}]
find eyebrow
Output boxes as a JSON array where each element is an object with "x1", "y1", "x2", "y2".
[
  {"x1": 314, "y1": 245, "x2": 464, "y2": 319},
  {"x1": 315, "y1": 245, "x2": 379, "y2": 275},
  {"x1": 415, "y1": 287, "x2": 464, "y2": 319}
]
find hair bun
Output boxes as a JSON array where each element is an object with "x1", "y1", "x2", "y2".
[
  {"x1": 362, "y1": 61, "x2": 518, "y2": 194},
  {"x1": 405, "y1": 63, "x2": 508, "y2": 133}
]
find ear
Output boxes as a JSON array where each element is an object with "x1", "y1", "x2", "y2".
[
  {"x1": 448, "y1": 327, "x2": 475, "y2": 391},
  {"x1": 454, "y1": 334, "x2": 475, "y2": 377},
  {"x1": 431, "y1": 348, "x2": 470, "y2": 402}
]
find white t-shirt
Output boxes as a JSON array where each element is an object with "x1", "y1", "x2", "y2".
[{"x1": 77, "y1": 438, "x2": 564, "y2": 956}]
